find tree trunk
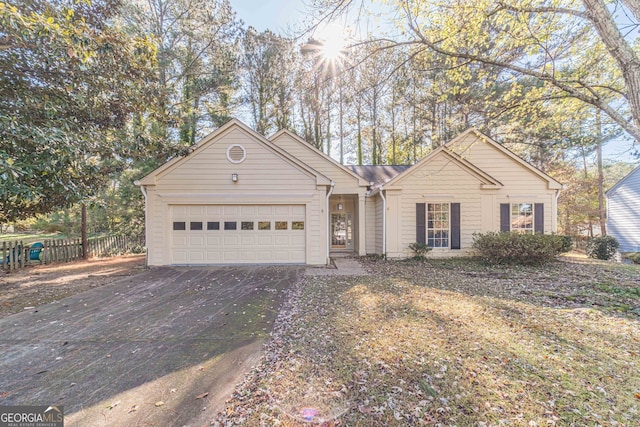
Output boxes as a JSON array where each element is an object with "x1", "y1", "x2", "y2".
[
  {"x1": 339, "y1": 82, "x2": 344, "y2": 164},
  {"x1": 584, "y1": 0, "x2": 640, "y2": 136},
  {"x1": 81, "y1": 204, "x2": 88, "y2": 260},
  {"x1": 596, "y1": 111, "x2": 607, "y2": 235},
  {"x1": 357, "y1": 106, "x2": 363, "y2": 165}
]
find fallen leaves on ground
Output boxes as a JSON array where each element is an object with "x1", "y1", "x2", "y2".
[{"x1": 213, "y1": 257, "x2": 639, "y2": 426}]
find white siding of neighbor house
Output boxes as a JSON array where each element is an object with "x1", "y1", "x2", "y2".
[
  {"x1": 607, "y1": 166, "x2": 640, "y2": 253},
  {"x1": 447, "y1": 132, "x2": 559, "y2": 234},
  {"x1": 146, "y1": 126, "x2": 327, "y2": 265},
  {"x1": 270, "y1": 132, "x2": 364, "y2": 194},
  {"x1": 387, "y1": 153, "x2": 484, "y2": 258}
]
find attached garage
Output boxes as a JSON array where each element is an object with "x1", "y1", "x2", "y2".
[
  {"x1": 170, "y1": 204, "x2": 306, "y2": 264},
  {"x1": 138, "y1": 120, "x2": 332, "y2": 266}
]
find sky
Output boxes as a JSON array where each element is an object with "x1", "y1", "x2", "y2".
[
  {"x1": 229, "y1": 0, "x2": 638, "y2": 164},
  {"x1": 231, "y1": 0, "x2": 309, "y2": 33}
]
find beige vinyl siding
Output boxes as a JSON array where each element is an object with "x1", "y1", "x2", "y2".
[
  {"x1": 375, "y1": 194, "x2": 384, "y2": 254},
  {"x1": 389, "y1": 153, "x2": 484, "y2": 258},
  {"x1": 146, "y1": 186, "x2": 165, "y2": 265},
  {"x1": 145, "y1": 126, "x2": 327, "y2": 266},
  {"x1": 448, "y1": 132, "x2": 558, "y2": 233},
  {"x1": 607, "y1": 167, "x2": 640, "y2": 252},
  {"x1": 156, "y1": 128, "x2": 316, "y2": 192},
  {"x1": 365, "y1": 196, "x2": 377, "y2": 254},
  {"x1": 271, "y1": 133, "x2": 363, "y2": 194}
]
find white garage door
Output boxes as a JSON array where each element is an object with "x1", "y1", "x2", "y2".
[{"x1": 170, "y1": 205, "x2": 306, "y2": 264}]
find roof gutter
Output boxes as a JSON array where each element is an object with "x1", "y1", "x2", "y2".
[
  {"x1": 555, "y1": 184, "x2": 564, "y2": 233},
  {"x1": 326, "y1": 181, "x2": 336, "y2": 265}
]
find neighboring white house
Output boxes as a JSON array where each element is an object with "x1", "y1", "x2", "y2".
[
  {"x1": 606, "y1": 165, "x2": 640, "y2": 253},
  {"x1": 137, "y1": 119, "x2": 562, "y2": 265}
]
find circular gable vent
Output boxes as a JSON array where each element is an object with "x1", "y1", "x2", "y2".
[{"x1": 226, "y1": 144, "x2": 246, "y2": 163}]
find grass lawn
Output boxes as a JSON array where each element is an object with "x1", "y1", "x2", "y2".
[
  {"x1": 215, "y1": 258, "x2": 640, "y2": 426},
  {"x1": 0, "y1": 232, "x2": 67, "y2": 244}
]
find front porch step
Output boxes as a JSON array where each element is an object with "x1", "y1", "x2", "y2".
[{"x1": 329, "y1": 252, "x2": 354, "y2": 258}]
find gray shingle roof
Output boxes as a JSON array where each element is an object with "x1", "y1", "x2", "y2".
[{"x1": 347, "y1": 165, "x2": 410, "y2": 188}]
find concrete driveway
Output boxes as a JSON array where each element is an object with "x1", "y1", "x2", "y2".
[{"x1": 0, "y1": 265, "x2": 302, "y2": 426}]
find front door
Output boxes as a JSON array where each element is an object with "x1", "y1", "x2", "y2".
[{"x1": 331, "y1": 212, "x2": 353, "y2": 250}]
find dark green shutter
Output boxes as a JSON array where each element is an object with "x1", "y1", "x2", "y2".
[
  {"x1": 534, "y1": 203, "x2": 544, "y2": 234},
  {"x1": 500, "y1": 203, "x2": 510, "y2": 232},
  {"x1": 451, "y1": 203, "x2": 461, "y2": 250},
  {"x1": 416, "y1": 203, "x2": 426, "y2": 244}
]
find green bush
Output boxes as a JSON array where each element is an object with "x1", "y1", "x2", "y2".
[
  {"x1": 624, "y1": 253, "x2": 640, "y2": 264},
  {"x1": 558, "y1": 235, "x2": 574, "y2": 253},
  {"x1": 472, "y1": 232, "x2": 567, "y2": 266},
  {"x1": 408, "y1": 242, "x2": 432, "y2": 261},
  {"x1": 585, "y1": 235, "x2": 619, "y2": 260}
]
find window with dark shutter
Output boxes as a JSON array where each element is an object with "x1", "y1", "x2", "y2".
[
  {"x1": 500, "y1": 204, "x2": 510, "y2": 232},
  {"x1": 534, "y1": 203, "x2": 544, "y2": 234}
]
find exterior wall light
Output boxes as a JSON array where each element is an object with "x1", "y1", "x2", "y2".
[
  {"x1": 232, "y1": 173, "x2": 238, "y2": 182},
  {"x1": 338, "y1": 203, "x2": 343, "y2": 210}
]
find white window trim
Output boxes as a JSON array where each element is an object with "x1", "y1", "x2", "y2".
[
  {"x1": 510, "y1": 202, "x2": 534, "y2": 234},
  {"x1": 426, "y1": 202, "x2": 451, "y2": 249}
]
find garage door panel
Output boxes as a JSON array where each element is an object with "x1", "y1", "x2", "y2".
[
  {"x1": 258, "y1": 235, "x2": 273, "y2": 246},
  {"x1": 171, "y1": 204, "x2": 305, "y2": 264},
  {"x1": 223, "y1": 206, "x2": 239, "y2": 216},
  {"x1": 173, "y1": 250, "x2": 187, "y2": 263},
  {"x1": 241, "y1": 235, "x2": 256, "y2": 245},
  {"x1": 223, "y1": 251, "x2": 239, "y2": 261},
  {"x1": 224, "y1": 235, "x2": 239, "y2": 245},
  {"x1": 205, "y1": 206, "x2": 222, "y2": 216},
  {"x1": 189, "y1": 236, "x2": 205, "y2": 246},
  {"x1": 206, "y1": 236, "x2": 221, "y2": 245},
  {"x1": 173, "y1": 206, "x2": 188, "y2": 216},
  {"x1": 241, "y1": 206, "x2": 256, "y2": 216},
  {"x1": 173, "y1": 236, "x2": 188, "y2": 246},
  {"x1": 275, "y1": 235, "x2": 290, "y2": 245},
  {"x1": 189, "y1": 206, "x2": 204, "y2": 216},
  {"x1": 190, "y1": 251, "x2": 205, "y2": 262},
  {"x1": 290, "y1": 235, "x2": 305, "y2": 245},
  {"x1": 258, "y1": 206, "x2": 273, "y2": 215},
  {"x1": 274, "y1": 206, "x2": 290, "y2": 215}
]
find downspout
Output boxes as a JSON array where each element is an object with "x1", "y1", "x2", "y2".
[
  {"x1": 379, "y1": 186, "x2": 386, "y2": 257},
  {"x1": 134, "y1": 180, "x2": 148, "y2": 267},
  {"x1": 555, "y1": 185, "x2": 564, "y2": 233},
  {"x1": 326, "y1": 181, "x2": 336, "y2": 265}
]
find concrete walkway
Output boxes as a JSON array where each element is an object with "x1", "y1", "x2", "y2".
[{"x1": 305, "y1": 257, "x2": 369, "y2": 276}]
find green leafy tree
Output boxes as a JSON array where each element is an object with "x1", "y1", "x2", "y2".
[{"x1": 0, "y1": 0, "x2": 157, "y2": 223}]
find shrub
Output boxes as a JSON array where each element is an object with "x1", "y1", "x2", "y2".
[
  {"x1": 558, "y1": 235, "x2": 574, "y2": 253},
  {"x1": 624, "y1": 253, "x2": 640, "y2": 264},
  {"x1": 472, "y1": 232, "x2": 567, "y2": 266},
  {"x1": 585, "y1": 235, "x2": 619, "y2": 260},
  {"x1": 408, "y1": 242, "x2": 432, "y2": 261}
]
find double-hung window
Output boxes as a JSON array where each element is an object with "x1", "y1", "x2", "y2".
[
  {"x1": 416, "y1": 202, "x2": 461, "y2": 249},
  {"x1": 427, "y1": 203, "x2": 450, "y2": 248},
  {"x1": 510, "y1": 203, "x2": 534, "y2": 234},
  {"x1": 501, "y1": 203, "x2": 544, "y2": 234}
]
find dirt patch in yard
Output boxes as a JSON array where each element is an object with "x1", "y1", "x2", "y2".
[{"x1": 0, "y1": 255, "x2": 146, "y2": 318}]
